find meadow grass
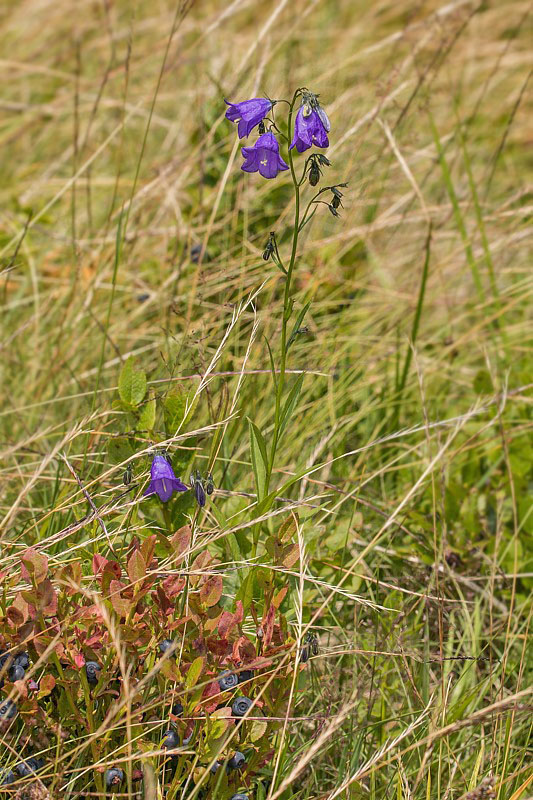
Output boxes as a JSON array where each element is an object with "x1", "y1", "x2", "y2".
[{"x1": 0, "y1": 0, "x2": 531, "y2": 798}]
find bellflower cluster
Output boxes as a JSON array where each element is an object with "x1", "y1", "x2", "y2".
[{"x1": 225, "y1": 89, "x2": 332, "y2": 180}]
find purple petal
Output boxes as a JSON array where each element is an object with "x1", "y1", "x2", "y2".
[
  {"x1": 239, "y1": 98, "x2": 271, "y2": 121},
  {"x1": 312, "y1": 126, "x2": 329, "y2": 148},
  {"x1": 154, "y1": 478, "x2": 174, "y2": 502},
  {"x1": 238, "y1": 118, "x2": 253, "y2": 138},
  {"x1": 224, "y1": 102, "x2": 240, "y2": 123},
  {"x1": 255, "y1": 132, "x2": 279, "y2": 152},
  {"x1": 317, "y1": 107, "x2": 331, "y2": 132},
  {"x1": 241, "y1": 151, "x2": 259, "y2": 173},
  {"x1": 258, "y1": 150, "x2": 279, "y2": 179}
]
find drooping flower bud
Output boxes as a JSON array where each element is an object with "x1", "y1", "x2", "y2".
[
  {"x1": 309, "y1": 162, "x2": 320, "y2": 186},
  {"x1": 262, "y1": 232, "x2": 276, "y2": 261}
]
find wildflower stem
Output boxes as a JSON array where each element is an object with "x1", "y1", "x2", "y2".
[{"x1": 265, "y1": 93, "x2": 301, "y2": 493}]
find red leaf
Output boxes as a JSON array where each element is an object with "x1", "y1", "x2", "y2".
[
  {"x1": 170, "y1": 525, "x2": 191, "y2": 562},
  {"x1": 231, "y1": 635, "x2": 256, "y2": 665},
  {"x1": 199, "y1": 574, "x2": 223, "y2": 607},
  {"x1": 162, "y1": 575, "x2": 185, "y2": 599},
  {"x1": 21, "y1": 548, "x2": 48, "y2": 584},
  {"x1": 73, "y1": 652, "x2": 86, "y2": 669},
  {"x1": 218, "y1": 601, "x2": 243, "y2": 639},
  {"x1": 127, "y1": 549, "x2": 146, "y2": 585},
  {"x1": 92, "y1": 553, "x2": 107, "y2": 576},
  {"x1": 36, "y1": 579, "x2": 57, "y2": 616},
  {"x1": 217, "y1": 611, "x2": 234, "y2": 639},
  {"x1": 234, "y1": 600, "x2": 244, "y2": 626},
  {"x1": 109, "y1": 580, "x2": 131, "y2": 618},
  {"x1": 140, "y1": 535, "x2": 157, "y2": 567},
  {"x1": 7, "y1": 593, "x2": 29, "y2": 626},
  {"x1": 104, "y1": 561, "x2": 122, "y2": 580},
  {"x1": 206, "y1": 637, "x2": 231, "y2": 657},
  {"x1": 262, "y1": 605, "x2": 276, "y2": 648},
  {"x1": 37, "y1": 674, "x2": 56, "y2": 699},
  {"x1": 272, "y1": 587, "x2": 288, "y2": 609}
]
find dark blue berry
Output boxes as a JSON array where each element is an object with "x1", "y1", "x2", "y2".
[
  {"x1": 0, "y1": 700, "x2": 17, "y2": 720},
  {"x1": 159, "y1": 639, "x2": 175, "y2": 656},
  {"x1": 190, "y1": 243, "x2": 209, "y2": 263},
  {"x1": 231, "y1": 696, "x2": 253, "y2": 717},
  {"x1": 230, "y1": 795, "x2": 248, "y2": 800},
  {"x1": 105, "y1": 767, "x2": 124, "y2": 787},
  {"x1": 227, "y1": 751, "x2": 246, "y2": 771},
  {"x1": 162, "y1": 730, "x2": 180, "y2": 750},
  {"x1": 171, "y1": 702, "x2": 183, "y2": 717},
  {"x1": 85, "y1": 661, "x2": 101, "y2": 685},
  {"x1": 210, "y1": 761, "x2": 220, "y2": 774},
  {"x1": 218, "y1": 671, "x2": 238, "y2": 691},
  {"x1": 0, "y1": 769, "x2": 15, "y2": 785},
  {"x1": 300, "y1": 646, "x2": 310, "y2": 663},
  {"x1": 16, "y1": 758, "x2": 43, "y2": 777},
  {"x1": 238, "y1": 670, "x2": 253, "y2": 684},
  {"x1": 14, "y1": 652, "x2": 30, "y2": 669},
  {"x1": 9, "y1": 664, "x2": 25, "y2": 682}
]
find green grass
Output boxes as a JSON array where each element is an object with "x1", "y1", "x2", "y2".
[{"x1": 0, "y1": 0, "x2": 531, "y2": 798}]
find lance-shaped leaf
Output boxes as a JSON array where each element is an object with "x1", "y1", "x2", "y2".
[{"x1": 248, "y1": 419, "x2": 269, "y2": 502}]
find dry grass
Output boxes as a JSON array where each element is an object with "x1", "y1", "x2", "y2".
[{"x1": 0, "y1": 0, "x2": 531, "y2": 798}]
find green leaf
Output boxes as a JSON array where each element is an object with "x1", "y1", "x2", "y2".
[
  {"x1": 236, "y1": 569, "x2": 255, "y2": 613},
  {"x1": 279, "y1": 373, "x2": 304, "y2": 436},
  {"x1": 138, "y1": 393, "x2": 156, "y2": 430},
  {"x1": 185, "y1": 656, "x2": 204, "y2": 688},
  {"x1": 118, "y1": 357, "x2": 147, "y2": 407},
  {"x1": 250, "y1": 715, "x2": 268, "y2": 742},
  {"x1": 164, "y1": 391, "x2": 187, "y2": 434},
  {"x1": 248, "y1": 419, "x2": 269, "y2": 502}
]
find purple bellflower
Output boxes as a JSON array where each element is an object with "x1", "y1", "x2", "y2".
[
  {"x1": 290, "y1": 101, "x2": 330, "y2": 153},
  {"x1": 225, "y1": 97, "x2": 272, "y2": 139},
  {"x1": 144, "y1": 455, "x2": 188, "y2": 503},
  {"x1": 241, "y1": 132, "x2": 289, "y2": 179}
]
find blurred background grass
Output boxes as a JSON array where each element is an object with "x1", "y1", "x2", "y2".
[{"x1": 0, "y1": 0, "x2": 532, "y2": 797}]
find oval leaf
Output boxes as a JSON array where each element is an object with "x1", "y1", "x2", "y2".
[{"x1": 185, "y1": 656, "x2": 204, "y2": 689}]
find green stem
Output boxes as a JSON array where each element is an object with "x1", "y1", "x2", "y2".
[
  {"x1": 251, "y1": 92, "x2": 301, "y2": 558},
  {"x1": 267, "y1": 95, "x2": 301, "y2": 485}
]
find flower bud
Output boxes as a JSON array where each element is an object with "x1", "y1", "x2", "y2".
[{"x1": 309, "y1": 163, "x2": 320, "y2": 186}]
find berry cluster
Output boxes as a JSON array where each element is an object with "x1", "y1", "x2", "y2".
[{"x1": 0, "y1": 649, "x2": 30, "y2": 688}]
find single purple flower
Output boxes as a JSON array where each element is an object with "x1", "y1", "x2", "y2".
[
  {"x1": 240, "y1": 132, "x2": 289, "y2": 179},
  {"x1": 144, "y1": 455, "x2": 188, "y2": 503},
  {"x1": 290, "y1": 103, "x2": 330, "y2": 153},
  {"x1": 225, "y1": 97, "x2": 272, "y2": 139}
]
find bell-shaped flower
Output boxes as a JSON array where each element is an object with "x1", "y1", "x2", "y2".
[
  {"x1": 290, "y1": 103, "x2": 330, "y2": 153},
  {"x1": 225, "y1": 97, "x2": 272, "y2": 139},
  {"x1": 240, "y1": 132, "x2": 289, "y2": 179},
  {"x1": 144, "y1": 455, "x2": 188, "y2": 503}
]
